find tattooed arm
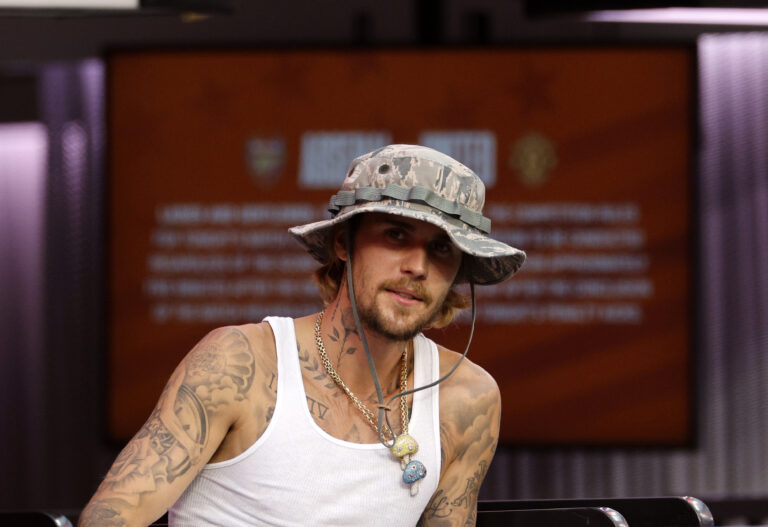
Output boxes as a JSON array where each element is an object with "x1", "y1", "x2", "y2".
[
  {"x1": 418, "y1": 353, "x2": 501, "y2": 527},
  {"x1": 79, "y1": 325, "x2": 264, "y2": 527}
]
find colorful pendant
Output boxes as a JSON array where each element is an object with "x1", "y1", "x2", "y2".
[
  {"x1": 392, "y1": 434, "x2": 425, "y2": 496},
  {"x1": 391, "y1": 433, "x2": 419, "y2": 468},
  {"x1": 403, "y1": 459, "x2": 427, "y2": 496}
]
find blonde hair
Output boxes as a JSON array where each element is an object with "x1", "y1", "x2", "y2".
[{"x1": 312, "y1": 222, "x2": 470, "y2": 329}]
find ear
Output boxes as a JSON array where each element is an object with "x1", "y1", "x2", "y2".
[{"x1": 333, "y1": 226, "x2": 348, "y2": 262}]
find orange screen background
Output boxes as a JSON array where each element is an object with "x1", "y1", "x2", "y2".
[{"x1": 108, "y1": 48, "x2": 693, "y2": 446}]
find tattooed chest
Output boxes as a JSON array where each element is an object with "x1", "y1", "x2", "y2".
[
  {"x1": 265, "y1": 369, "x2": 335, "y2": 428},
  {"x1": 306, "y1": 398, "x2": 378, "y2": 443}
]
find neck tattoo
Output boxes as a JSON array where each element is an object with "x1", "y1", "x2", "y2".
[{"x1": 314, "y1": 311, "x2": 427, "y2": 496}]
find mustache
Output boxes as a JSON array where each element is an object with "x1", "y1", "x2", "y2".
[{"x1": 379, "y1": 279, "x2": 432, "y2": 304}]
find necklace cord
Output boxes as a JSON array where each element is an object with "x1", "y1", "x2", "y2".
[
  {"x1": 345, "y1": 228, "x2": 393, "y2": 445},
  {"x1": 344, "y1": 227, "x2": 478, "y2": 448},
  {"x1": 382, "y1": 282, "x2": 476, "y2": 438},
  {"x1": 315, "y1": 311, "x2": 407, "y2": 440}
]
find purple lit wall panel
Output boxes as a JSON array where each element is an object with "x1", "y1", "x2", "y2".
[{"x1": 0, "y1": 121, "x2": 48, "y2": 501}]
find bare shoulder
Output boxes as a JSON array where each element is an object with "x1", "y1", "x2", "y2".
[
  {"x1": 186, "y1": 321, "x2": 278, "y2": 421},
  {"x1": 187, "y1": 322, "x2": 276, "y2": 384},
  {"x1": 435, "y1": 344, "x2": 500, "y2": 465},
  {"x1": 198, "y1": 320, "x2": 275, "y2": 356},
  {"x1": 236, "y1": 320, "x2": 276, "y2": 347},
  {"x1": 168, "y1": 322, "x2": 277, "y2": 428},
  {"x1": 436, "y1": 345, "x2": 500, "y2": 411},
  {"x1": 190, "y1": 322, "x2": 279, "y2": 463}
]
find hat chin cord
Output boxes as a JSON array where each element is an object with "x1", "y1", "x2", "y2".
[{"x1": 344, "y1": 227, "x2": 477, "y2": 448}]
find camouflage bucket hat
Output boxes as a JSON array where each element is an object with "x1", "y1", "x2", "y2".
[{"x1": 289, "y1": 144, "x2": 526, "y2": 285}]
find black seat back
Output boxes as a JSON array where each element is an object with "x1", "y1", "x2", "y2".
[
  {"x1": 479, "y1": 496, "x2": 714, "y2": 527},
  {"x1": 477, "y1": 506, "x2": 628, "y2": 527},
  {"x1": 0, "y1": 511, "x2": 72, "y2": 527}
]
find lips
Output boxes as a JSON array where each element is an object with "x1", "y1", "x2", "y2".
[
  {"x1": 381, "y1": 280, "x2": 431, "y2": 306},
  {"x1": 388, "y1": 288, "x2": 423, "y2": 302}
]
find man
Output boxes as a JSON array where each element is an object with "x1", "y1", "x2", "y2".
[{"x1": 79, "y1": 144, "x2": 526, "y2": 526}]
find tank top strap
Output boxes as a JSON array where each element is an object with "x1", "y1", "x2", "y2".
[
  {"x1": 263, "y1": 316, "x2": 306, "y2": 412},
  {"x1": 411, "y1": 333, "x2": 442, "y2": 476},
  {"x1": 413, "y1": 333, "x2": 438, "y2": 387}
]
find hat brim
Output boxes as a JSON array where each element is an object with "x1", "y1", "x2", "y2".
[{"x1": 289, "y1": 200, "x2": 526, "y2": 285}]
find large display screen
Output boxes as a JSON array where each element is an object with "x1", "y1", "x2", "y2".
[{"x1": 108, "y1": 47, "x2": 694, "y2": 446}]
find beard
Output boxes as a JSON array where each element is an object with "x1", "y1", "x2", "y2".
[{"x1": 354, "y1": 278, "x2": 449, "y2": 341}]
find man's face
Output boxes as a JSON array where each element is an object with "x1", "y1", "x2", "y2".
[{"x1": 343, "y1": 213, "x2": 463, "y2": 341}]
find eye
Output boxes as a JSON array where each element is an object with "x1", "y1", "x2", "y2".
[
  {"x1": 385, "y1": 228, "x2": 406, "y2": 242},
  {"x1": 430, "y1": 238, "x2": 455, "y2": 256}
]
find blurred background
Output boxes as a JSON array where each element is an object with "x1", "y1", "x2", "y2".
[{"x1": 1, "y1": 0, "x2": 768, "y2": 523}]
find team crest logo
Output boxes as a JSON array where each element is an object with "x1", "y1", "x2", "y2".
[
  {"x1": 245, "y1": 137, "x2": 286, "y2": 189},
  {"x1": 509, "y1": 132, "x2": 557, "y2": 188}
]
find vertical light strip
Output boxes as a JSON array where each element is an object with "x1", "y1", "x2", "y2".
[
  {"x1": 0, "y1": 122, "x2": 49, "y2": 496},
  {"x1": 0, "y1": 121, "x2": 48, "y2": 364},
  {"x1": 698, "y1": 32, "x2": 768, "y2": 496},
  {"x1": 698, "y1": 32, "x2": 735, "y2": 496}
]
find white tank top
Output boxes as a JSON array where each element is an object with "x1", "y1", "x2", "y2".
[{"x1": 169, "y1": 316, "x2": 441, "y2": 527}]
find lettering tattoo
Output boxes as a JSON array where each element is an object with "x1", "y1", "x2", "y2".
[
  {"x1": 418, "y1": 376, "x2": 500, "y2": 527},
  {"x1": 306, "y1": 396, "x2": 330, "y2": 420},
  {"x1": 80, "y1": 328, "x2": 256, "y2": 525},
  {"x1": 420, "y1": 489, "x2": 452, "y2": 521},
  {"x1": 296, "y1": 344, "x2": 334, "y2": 422},
  {"x1": 453, "y1": 460, "x2": 488, "y2": 525},
  {"x1": 418, "y1": 458, "x2": 490, "y2": 527}
]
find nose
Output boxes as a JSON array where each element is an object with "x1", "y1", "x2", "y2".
[{"x1": 400, "y1": 244, "x2": 428, "y2": 278}]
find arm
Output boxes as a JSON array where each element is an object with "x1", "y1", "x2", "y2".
[
  {"x1": 79, "y1": 325, "x2": 260, "y2": 527},
  {"x1": 418, "y1": 360, "x2": 501, "y2": 527}
]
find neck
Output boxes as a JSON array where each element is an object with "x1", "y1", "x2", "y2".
[{"x1": 319, "y1": 293, "x2": 409, "y2": 398}]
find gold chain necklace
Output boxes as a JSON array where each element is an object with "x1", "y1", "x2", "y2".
[
  {"x1": 314, "y1": 311, "x2": 408, "y2": 440},
  {"x1": 314, "y1": 311, "x2": 427, "y2": 495}
]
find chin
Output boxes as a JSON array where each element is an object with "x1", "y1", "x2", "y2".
[{"x1": 369, "y1": 307, "x2": 433, "y2": 341}]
